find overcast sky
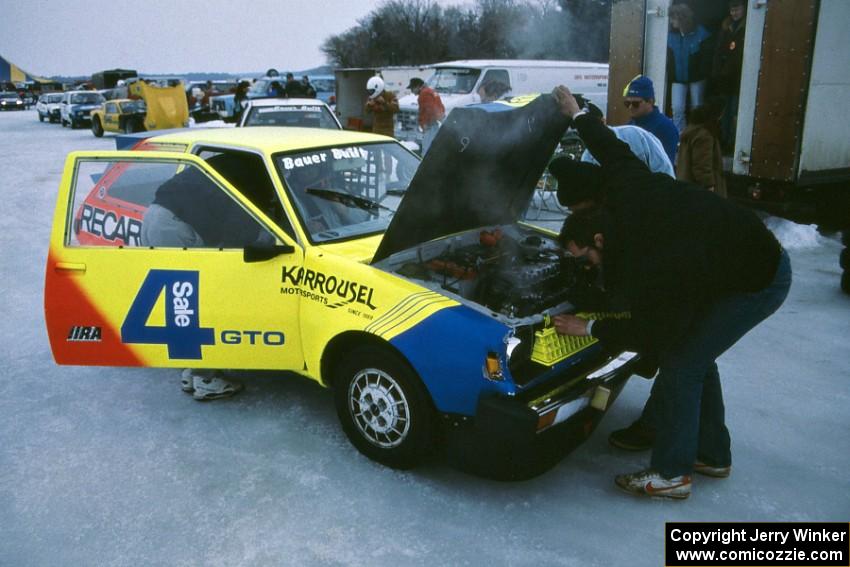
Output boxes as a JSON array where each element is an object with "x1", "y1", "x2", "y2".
[{"x1": 2, "y1": 0, "x2": 458, "y2": 77}]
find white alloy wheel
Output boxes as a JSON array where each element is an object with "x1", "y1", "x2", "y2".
[{"x1": 348, "y1": 368, "x2": 411, "y2": 449}]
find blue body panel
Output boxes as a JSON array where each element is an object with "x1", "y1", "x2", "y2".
[{"x1": 389, "y1": 305, "x2": 514, "y2": 415}]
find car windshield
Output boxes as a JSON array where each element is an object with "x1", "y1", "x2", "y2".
[
  {"x1": 48, "y1": 94, "x2": 63, "y2": 103},
  {"x1": 1, "y1": 92, "x2": 19, "y2": 100},
  {"x1": 275, "y1": 142, "x2": 420, "y2": 243},
  {"x1": 70, "y1": 93, "x2": 105, "y2": 104},
  {"x1": 428, "y1": 68, "x2": 481, "y2": 94},
  {"x1": 244, "y1": 104, "x2": 338, "y2": 129},
  {"x1": 119, "y1": 100, "x2": 146, "y2": 113}
]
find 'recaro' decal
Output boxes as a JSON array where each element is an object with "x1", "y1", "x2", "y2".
[
  {"x1": 280, "y1": 265, "x2": 377, "y2": 310},
  {"x1": 67, "y1": 326, "x2": 102, "y2": 342},
  {"x1": 121, "y1": 270, "x2": 215, "y2": 359},
  {"x1": 78, "y1": 204, "x2": 143, "y2": 246}
]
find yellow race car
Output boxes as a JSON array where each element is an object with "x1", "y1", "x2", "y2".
[
  {"x1": 45, "y1": 95, "x2": 638, "y2": 479},
  {"x1": 90, "y1": 98, "x2": 148, "y2": 136}
]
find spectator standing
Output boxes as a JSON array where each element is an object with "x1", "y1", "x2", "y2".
[
  {"x1": 285, "y1": 73, "x2": 304, "y2": 98},
  {"x1": 233, "y1": 80, "x2": 250, "y2": 123},
  {"x1": 623, "y1": 75, "x2": 679, "y2": 164},
  {"x1": 407, "y1": 77, "x2": 445, "y2": 155},
  {"x1": 364, "y1": 76, "x2": 399, "y2": 138},
  {"x1": 677, "y1": 99, "x2": 727, "y2": 197},
  {"x1": 268, "y1": 80, "x2": 286, "y2": 98},
  {"x1": 667, "y1": 3, "x2": 713, "y2": 132},
  {"x1": 301, "y1": 76, "x2": 317, "y2": 99},
  {"x1": 712, "y1": 0, "x2": 747, "y2": 150}
]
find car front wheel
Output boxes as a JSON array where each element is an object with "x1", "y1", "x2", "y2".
[
  {"x1": 91, "y1": 117, "x2": 104, "y2": 137},
  {"x1": 333, "y1": 346, "x2": 435, "y2": 469}
]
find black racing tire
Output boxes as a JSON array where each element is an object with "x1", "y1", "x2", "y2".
[
  {"x1": 91, "y1": 116, "x2": 104, "y2": 138},
  {"x1": 69, "y1": 118, "x2": 77, "y2": 129},
  {"x1": 61, "y1": 118, "x2": 66, "y2": 127},
  {"x1": 333, "y1": 345, "x2": 435, "y2": 469},
  {"x1": 840, "y1": 247, "x2": 849, "y2": 271},
  {"x1": 38, "y1": 113, "x2": 44, "y2": 122},
  {"x1": 842, "y1": 270, "x2": 850, "y2": 295},
  {"x1": 123, "y1": 120, "x2": 137, "y2": 134}
]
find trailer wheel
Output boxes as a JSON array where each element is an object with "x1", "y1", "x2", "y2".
[
  {"x1": 333, "y1": 346, "x2": 435, "y2": 469},
  {"x1": 91, "y1": 117, "x2": 104, "y2": 138}
]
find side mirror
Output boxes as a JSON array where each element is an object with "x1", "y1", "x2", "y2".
[{"x1": 243, "y1": 243, "x2": 295, "y2": 263}]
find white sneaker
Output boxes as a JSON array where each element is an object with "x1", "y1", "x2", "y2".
[
  {"x1": 180, "y1": 369, "x2": 195, "y2": 393},
  {"x1": 192, "y1": 372, "x2": 243, "y2": 401},
  {"x1": 615, "y1": 468, "x2": 692, "y2": 500}
]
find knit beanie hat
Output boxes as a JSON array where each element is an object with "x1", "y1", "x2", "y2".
[
  {"x1": 548, "y1": 157, "x2": 604, "y2": 206},
  {"x1": 624, "y1": 75, "x2": 655, "y2": 100}
]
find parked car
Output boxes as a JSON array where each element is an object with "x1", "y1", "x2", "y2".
[
  {"x1": 90, "y1": 99, "x2": 148, "y2": 136},
  {"x1": 210, "y1": 74, "x2": 293, "y2": 121},
  {"x1": 36, "y1": 93, "x2": 64, "y2": 122},
  {"x1": 44, "y1": 95, "x2": 637, "y2": 479},
  {"x1": 0, "y1": 91, "x2": 25, "y2": 111},
  {"x1": 60, "y1": 91, "x2": 106, "y2": 128},
  {"x1": 238, "y1": 98, "x2": 341, "y2": 129}
]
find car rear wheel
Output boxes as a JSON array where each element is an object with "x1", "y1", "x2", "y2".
[
  {"x1": 91, "y1": 117, "x2": 104, "y2": 137},
  {"x1": 333, "y1": 345, "x2": 435, "y2": 469}
]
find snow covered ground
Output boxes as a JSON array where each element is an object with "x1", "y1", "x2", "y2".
[{"x1": 1, "y1": 110, "x2": 848, "y2": 567}]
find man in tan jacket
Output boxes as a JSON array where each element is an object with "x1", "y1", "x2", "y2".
[{"x1": 365, "y1": 76, "x2": 399, "y2": 138}]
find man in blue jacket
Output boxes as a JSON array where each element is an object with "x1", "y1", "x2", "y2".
[
  {"x1": 623, "y1": 75, "x2": 679, "y2": 165},
  {"x1": 550, "y1": 85, "x2": 791, "y2": 499}
]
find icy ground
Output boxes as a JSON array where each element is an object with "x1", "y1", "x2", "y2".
[{"x1": 1, "y1": 110, "x2": 848, "y2": 567}]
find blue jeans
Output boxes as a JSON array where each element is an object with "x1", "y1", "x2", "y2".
[
  {"x1": 671, "y1": 80, "x2": 706, "y2": 133},
  {"x1": 421, "y1": 122, "x2": 440, "y2": 155},
  {"x1": 640, "y1": 250, "x2": 792, "y2": 477}
]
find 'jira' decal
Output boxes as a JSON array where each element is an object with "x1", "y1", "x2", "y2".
[{"x1": 122, "y1": 270, "x2": 285, "y2": 360}]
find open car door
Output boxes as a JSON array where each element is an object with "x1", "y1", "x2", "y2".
[{"x1": 45, "y1": 151, "x2": 305, "y2": 371}]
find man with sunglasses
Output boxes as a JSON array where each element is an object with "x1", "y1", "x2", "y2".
[
  {"x1": 549, "y1": 85, "x2": 790, "y2": 499},
  {"x1": 623, "y1": 75, "x2": 679, "y2": 164}
]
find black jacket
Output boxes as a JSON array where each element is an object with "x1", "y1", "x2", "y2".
[{"x1": 573, "y1": 114, "x2": 781, "y2": 353}]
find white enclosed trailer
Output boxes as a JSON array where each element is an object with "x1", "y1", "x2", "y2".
[{"x1": 395, "y1": 59, "x2": 609, "y2": 144}]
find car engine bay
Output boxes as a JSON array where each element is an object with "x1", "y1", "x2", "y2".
[{"x1": 380, "y1": 224, "x2": 601, "y2": 323}]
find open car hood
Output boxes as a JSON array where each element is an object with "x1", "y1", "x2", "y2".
[{"x1": 373, "y1": 94, "x2": 570, "y2": 263}]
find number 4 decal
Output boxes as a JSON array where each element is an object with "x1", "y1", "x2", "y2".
[{"x1": 122, "y1": 270, "x2": 215, "y2": 359}]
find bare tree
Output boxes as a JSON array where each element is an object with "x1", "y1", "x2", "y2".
[{"x1": 321, "y1": 0, "x2": 612, "y2": 67}]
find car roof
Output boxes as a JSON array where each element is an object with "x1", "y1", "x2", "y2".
[
  {"x1": 149, "y1": 127, "x2": 389, "y2": 153},
  {"x1": 247, "y1": 98, "x2": 331, "y2": 107}
]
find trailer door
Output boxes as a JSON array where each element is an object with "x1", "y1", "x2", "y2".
[{"x1": 606, "y1": 0, "x2": 669, "y2": 125}]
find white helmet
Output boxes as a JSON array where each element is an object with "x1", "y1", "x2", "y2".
[
  {"x1": 116, "y1": 80, "x2": 125, "y2": 87},
  {"x1": 366, "y1": 76, "x2": 385, "y2": 99}
]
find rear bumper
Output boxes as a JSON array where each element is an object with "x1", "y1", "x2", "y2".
[{"x1": 444, "y1": 352, "x2": 639, "y2": 480}]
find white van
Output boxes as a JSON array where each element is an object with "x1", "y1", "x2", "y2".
[{"x1": 396, "y1": 59, "x2": 609, "y2": 143}]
